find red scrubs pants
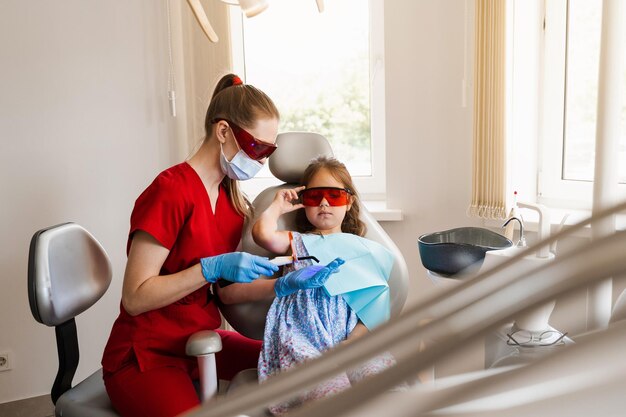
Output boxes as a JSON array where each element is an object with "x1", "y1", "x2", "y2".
[{"x1": 104, "y1": 330, "x2": 262, "y2": 417}]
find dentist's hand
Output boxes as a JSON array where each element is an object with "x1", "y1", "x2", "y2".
[
  {"x1": 274, "y1": 258, "x2": 345, "y2": 297},
  {"x1": 200, "y1": 252, "x2": 279, "y2": 284}
]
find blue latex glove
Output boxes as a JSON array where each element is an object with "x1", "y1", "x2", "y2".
[
  {"x1": 274, "y1": 258, "x2": 345, "y2": 297},
  {"x1": 200, "y1": 252, "x2": 279, "y2": 284}
]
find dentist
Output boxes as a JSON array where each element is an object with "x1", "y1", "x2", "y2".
[{"x1": 101, "y1": 74, "x2": 341, "y2": 417}]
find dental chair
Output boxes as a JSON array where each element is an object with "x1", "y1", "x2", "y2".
[
  {"x1": 217, "y1": 131, "x2": 410, "y2": 388},
  {"x1": 28, "y1": 223, "x2": 224, "y2": 417}
]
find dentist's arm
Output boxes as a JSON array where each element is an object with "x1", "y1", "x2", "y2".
[
  {"x1": 122, "y1": 231, "x2": 205, "y2": 316},
  {"x1": 214, "y1": 279, "x2": 277, "y2": 304},
  {"x1": 252, "y1": 186, "x2": 304, "y2": 254},
  {"x1": 122, "y1": 231, "x2": 277, "y2": 316}
]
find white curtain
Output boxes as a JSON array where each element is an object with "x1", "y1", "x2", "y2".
[
  {"x1": 172, "y1": 0, "x2": 233, "y2": 158},
  {"x1": 468, "y1": 0, "x2": 507, "y2": 220}
]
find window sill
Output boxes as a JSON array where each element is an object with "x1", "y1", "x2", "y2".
[{"x1": 362, "y1": 200, "x2": 403, "y2": 222}]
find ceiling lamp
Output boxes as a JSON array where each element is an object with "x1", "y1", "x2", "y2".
[
  {"x1": 237, "y1": 0, "x2": 270, "y2": 18},
  {"x1": 187, "y1": 0, "x2": 324, "y2": 44}
]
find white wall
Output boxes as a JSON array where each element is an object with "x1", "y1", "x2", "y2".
[
  {"x1": 0, "y1": 0, "x2": 179, "y2": 402},
  {"x1": 380, "y1": 0, "x2": 486, "y2": 377},
  {"x1": 382, "y1": 0, "x2": 480, "y2": 305}
]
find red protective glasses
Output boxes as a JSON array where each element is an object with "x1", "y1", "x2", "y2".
[
  {"x1": 213, "y1": 119, "x2": 277, "y2": 160},
  {"x1": 300, "y1": 187, "x2": 353, "y2": 207}
]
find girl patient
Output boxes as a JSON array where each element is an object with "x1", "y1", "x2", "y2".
[{"x1": 252, "y1": 156, "x2": 395, "y2": 415}]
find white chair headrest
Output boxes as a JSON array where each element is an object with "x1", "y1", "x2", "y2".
[{"x1": 269, "y1": 132, "x2": 334, "y2": 184}]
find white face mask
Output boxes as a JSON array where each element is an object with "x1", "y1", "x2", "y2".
[{"x1": 219, "y1": 144, "x2": 264, "y2": 181}]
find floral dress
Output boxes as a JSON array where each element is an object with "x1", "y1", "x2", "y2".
[{"x1": 258, "y1": 232, "x2": 394, "y2": 415}]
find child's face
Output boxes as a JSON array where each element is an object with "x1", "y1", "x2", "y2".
[{"x1": 303, "y1": 168, "x2": 352, "y2": 235}]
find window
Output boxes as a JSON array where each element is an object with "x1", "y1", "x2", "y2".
[
  {"x1": 540, "y1": 0, "x2": 626, "y2": 209},
  {"x1": 229, "y1": 0, "x2": 386, "y2": 199}
]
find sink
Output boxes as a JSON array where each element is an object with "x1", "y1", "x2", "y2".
[{"x1": 418, "y1": 227, "x2": 513, "y2": 277}]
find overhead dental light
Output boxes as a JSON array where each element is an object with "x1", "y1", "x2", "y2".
[
  {"x1": 221, "y1": 0, "x2": 324, "y2": 15},
  {"x1": 221, "y1": 0, "x2": 270, "y2": 18},
  {"x1": 186, "y1": 0, "x2": 324, "y2": 44}
]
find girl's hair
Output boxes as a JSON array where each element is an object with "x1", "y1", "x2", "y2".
[
  {"x1": 295, "y1": 156, "x2": 366, "y2": 237},
  {"x1": 204, "y1": 73, "x2": 280, "y2": 219}
]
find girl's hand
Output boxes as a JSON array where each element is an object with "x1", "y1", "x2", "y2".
[
  {"x1": 274, "y1": 258, "x2": 345, "y2": 297},
  {"x1": 272, "y1": 186, "x2": 305, "y2": 214}
]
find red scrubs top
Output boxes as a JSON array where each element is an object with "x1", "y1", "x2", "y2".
[{"x1": 102, "y1": 162, "x2": 244, "y2": 375}]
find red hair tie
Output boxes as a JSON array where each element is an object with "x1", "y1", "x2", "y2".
[{"x1": 232, "y1": 75, "x2": 243, "y2": 86}]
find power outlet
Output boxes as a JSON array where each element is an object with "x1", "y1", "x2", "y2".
[{"x1": 0, "y1": 352, "x2": 11, "y2": 372}]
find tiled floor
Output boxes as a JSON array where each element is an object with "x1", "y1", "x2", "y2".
[{"x1": 0, "y1": 395, "x2": 54, "y2": 417}]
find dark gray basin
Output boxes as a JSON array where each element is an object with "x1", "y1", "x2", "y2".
[{"x1": 418, "y1": 227, "x2": 513, "y2": 277}]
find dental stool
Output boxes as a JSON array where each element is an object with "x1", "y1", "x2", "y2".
[
  {"x1": 28, "y1": 223, "x2": 223, "y2": 417},
  {"x1": 218, "y1": 131, "x2": 410, "y2": 392}
]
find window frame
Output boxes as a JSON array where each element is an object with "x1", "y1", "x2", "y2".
[
  {"x1": 228, "y1": 0, "x2": 387, "y2": 200},
  {"x1": 539, "y1": 0, "x2": 626, "y2": 210}
]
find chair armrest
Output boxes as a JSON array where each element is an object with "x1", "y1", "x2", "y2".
[{"x1": 186, "y1": 330, "x2": 222, "y2": 356}]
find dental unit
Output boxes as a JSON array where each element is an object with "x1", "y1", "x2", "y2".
[{"x1": 419, "y1": 199, "x2": 572, "y2": 365}]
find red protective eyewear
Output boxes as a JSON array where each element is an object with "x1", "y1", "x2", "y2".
[
  {"x1": 300, "y1": 187, "x2": 353, "y2": 207},
  {"x1": 213, "y1": 119, "x2": 277, "y2": 160}
]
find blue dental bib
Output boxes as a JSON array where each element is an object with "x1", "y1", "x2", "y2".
[{"x1": 301, "y1": 233, "x2": 394, "y2": 330}]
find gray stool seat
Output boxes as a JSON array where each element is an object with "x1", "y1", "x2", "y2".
[{"x1": 55, "y1": 369, "x2": 117, "y2": 417}]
